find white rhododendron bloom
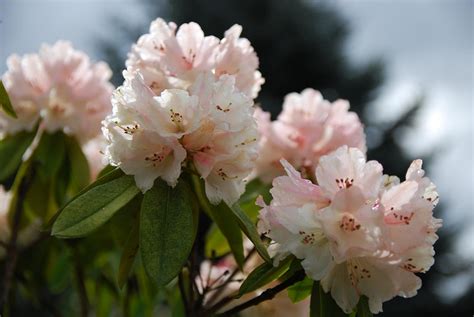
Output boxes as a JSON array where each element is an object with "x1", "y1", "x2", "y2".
[
  {"x1": 258, "y1": 146, "x2": 441, "y2": 314},
  {"x1": 0, "y1": 41, "x2": 113, "y2": 141},
  {"x1": 126, "y1": 18, "x2": 264, "y2": 98},
  {"x1": 254, "y1": 89, "x2": 366, "y2": 182},
  {"x1": 103, "y1": 72, "x2": 258, "y2": 205}
]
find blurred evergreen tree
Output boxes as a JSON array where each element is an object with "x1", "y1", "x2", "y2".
[{"x1": 99, "y1": 0, "x2": 473, "y2": 315}]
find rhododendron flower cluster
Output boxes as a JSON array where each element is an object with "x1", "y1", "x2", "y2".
[
  {"x1": 126, "y1": 18, "x2": 264, "y2": 98},
  {"x1": 103, "y1": 20, "x2": 262, "y2": 205},
  {"x1": 0, "y1": 15, "x2": 445, "y2": 316},
  {"x1": 258, "y1": 146, "x2": 441, "y2": 314},
  {"x1": 0, "y1": 41, "x2": 113, "y2": 141},
  {"x1": 254, "y1": 89, "x2": 365, "y2": 182},
  {"x1": 103, "y1": 72, "x2": 258, "y2": 204}
]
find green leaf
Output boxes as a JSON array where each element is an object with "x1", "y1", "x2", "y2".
[
  {"x1": 35, "y1": 131, "x2": 67, "y2": 180},
  {"x1": 44, "y1": 167, "x2": 125, "y2": 231},
  {"x1": 97, "y1": 164, "x2": 116, "y2": 179},
  {"x1": 239, "y1": 255, "x2": 293, "y2": 296},
  {"x1": 118, "y1": 211, "x2": 140, "y2": 289},
  {"x1": 51, "y1": 174, "x2": 140, "y2": 238},
  {"x1": 189, "y1": 173, "x2": 244, "y2": 268},
  {"x1": 239, "y1": 178, "x2": 272, "y2": 222},
  {"x1": 280, "y1": 257, "x2": 303, "y2": 281},
  {"x1": 239, "y1": 178, "x2": 271, "y2": 205},
  {"x1": 310, "y1": 282, "x2": 348, "y2": 317},
  {"x1": 210, "y1": 202, "x2": 245, "y2": 268},
  {"x1": 0, "y1": 131, "x2": 35, "y2": 183},
  {"x1": 65, "y1": 135, "x2": 90, "y2": 195},
  {"x1": 228, "y1": 203, "x2": 271, "y2": 263},
  {"x1": 356, "y1": 296, "x2": 372, "y2": 317},
  {"x1": 205, "y1": 224, "x2": 231, "y2": 258},
  {"x1": 0, "y1": 80, "x2": 17, "y2": 118},
  {"x1": 140, "y1": 179, "x2": 195, "y2": 286},
  {"x1": 287, "y1": 277, "x2": 313, "y2": 303}
]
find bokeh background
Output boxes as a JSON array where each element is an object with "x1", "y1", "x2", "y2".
[{"x1": 1, "y1": 0, "x2": 473, "y2": 315}]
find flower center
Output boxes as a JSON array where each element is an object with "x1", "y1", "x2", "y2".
[
  {"x1": 144, "y1": 146, "x2": 172, "y2": 167},
  {"x1": 339, "y1": 213, "x2": 361, "y2": 232},
  {"x1": 298, "y1": 229, "x2": 325, "y2": 245},
  {"x1": 347, "y1": 259, "x2": 372, "y2": 286},
  {"x1": 335, "y1": 177, "x2": 354, "y2": 189},
  {"x1": 217, "y1": 168, "x2": 238, "y2": 181},
  {"x1": 169, "y1": 108, "x2": 185, "y2": 131}
]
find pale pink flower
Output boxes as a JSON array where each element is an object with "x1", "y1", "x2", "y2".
[
  {"x1": 1, "y1": 41, "x2": 113, "y2": 141},
  {"x1": 257, "y1": 160, "x2": 334, "y2": 280},
  {"x1": 254, "y1": 89, "x2": 365, "y2": 182},
  {"x1": 321, "y1": 254, "x2": 422, "y2": 314},
  {"x1": 258, "y1": 146, "x2": 441, "y2": 314},
  {"x1": 104, "y1": 122, "x2": 187, "y2": 192},
  {"x1": 126, "y1": 18, "x2": 263, "y2": 98},
  {"x1": 215, "y1": 25, "x2": 264, "y2": 98},
  {"x1": 380, "y1": 159, "x2": 442, "y2": 272}
]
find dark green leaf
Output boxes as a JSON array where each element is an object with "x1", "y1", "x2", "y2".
[
  {"x1": 229, "y1": 203, "x2": 271, "y2": 263},
  {"x1": 189, "y1": 173, "x2": 244, "y2": 268},
  {"x1": 180, "y1": 177, "x2": 200, "y2": 242},
  {"x1": 0, "y1": 131, "x2": 35, "y2": 183},
  {"x1": 35, "y1": 131, "x2": 66, "y2": 181},
  {"x1": 310, "y1": 282, "x2": 348, "y2": 317},
  {"x1": 24, "y1": 174, "x2": 51, "y2": 220},
  {"x1": 140, "y1": 179, "x2": 195, "y2": 286},
  {"x1": 44, "y1": 167, "x2": 125, "y2": 231},
  {"x1": 65, "y1": 135, "x2": 90, "y2": 195},
  {"x1": 287, "y1": 277, "x2": 313, "y2": 303},
  {"x1": 97, "y1": 164, "x2": 116, "y2": 179},
  {"x1": 51, "y1": 174, "x2": 140, "y2": 238},
  {"x1": 0, "y1": 80, "x2": 17, "y2": 118},
  {"x1": 239, "y1": 178, "x2": 272, "y2": 222},
  {"x1": 118, "y1": 211, "x2": 140, "y2": 289},
  {"x1": 239, "y1": 178, "x2": 272, "y2": 205},
  {"x1": 239, "y1": 255, "x2": 293, "y2": 296},
  {"x1": 210, "y1": 202, "x2": 245, "y2": 268},
  {"x1": 356, "y1": 296, "x2": 372, "y2": 317},
  {"x1": 280, "y1": 257, "x2": 303, "y2": 281}
]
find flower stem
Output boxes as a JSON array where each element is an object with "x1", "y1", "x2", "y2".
[{"x1": 0, "y1": 152, "x2": 35, "y2": 312}]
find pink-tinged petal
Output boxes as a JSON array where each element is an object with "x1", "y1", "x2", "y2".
[
  {"x1": 103, "y1": 125, "x2": 186, "y2": 191},
  {"x1": 215, "y1": 24, "x2": 264, "y2": 98},
  {"x1": 381, "y1": 160, "x2": 441, "y2": 254},
  {"x1": 353, "y1": 258, "x2": 421, "y2": 314},
  {"x1": 321, "y1": 187, "x2": 383, "y2": 262},
  {"x1": 270, "y1": 159, "x2": 329, "y2": 207},
  {"x1": 316, "y1": 146, "x2": 383, "y2": 200},
  {"x1": 320, "y1": 263, "x2": 360, "y2": 314}
]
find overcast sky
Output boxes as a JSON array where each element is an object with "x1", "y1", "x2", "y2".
[{"x1": 1, "y1": 0, "x2": 473, "y2": 269}]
